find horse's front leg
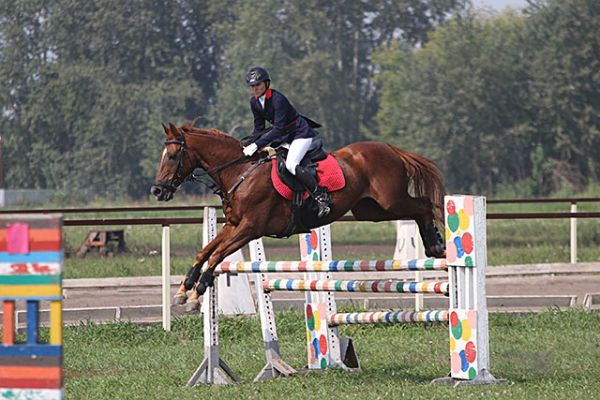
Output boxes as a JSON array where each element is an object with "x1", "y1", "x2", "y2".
[
  {"x1": 172, "y1": 227, "x2": 229, "y2": 307},
  {"x1": 196, "y1": 223, "x2": 256, "y2": 296}
]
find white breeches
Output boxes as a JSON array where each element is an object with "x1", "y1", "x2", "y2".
[{"x1": 285, "y1": 138, "x2": 313, "y2": 175}]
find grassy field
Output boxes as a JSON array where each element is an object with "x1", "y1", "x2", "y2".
[{"x1": 48, "y1": 309, "x2": 599, "y2": 399}]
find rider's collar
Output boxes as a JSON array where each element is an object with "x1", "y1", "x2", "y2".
[{"x1": 256, "y1": 88, "x2": 272, "y2": 100}]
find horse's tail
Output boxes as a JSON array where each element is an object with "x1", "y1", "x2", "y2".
[{"x1": 389, "y1": 145, "x2": 445, "y2": 223}]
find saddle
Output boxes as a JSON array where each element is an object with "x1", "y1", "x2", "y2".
[
  {"x1": 275, "y1": 138, "x2": 327, "y2": 191},
  {"x1": 268, "y1": 138, "x2": 345, "y2": 237}
]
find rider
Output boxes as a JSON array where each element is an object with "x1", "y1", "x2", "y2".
[{"x1": 242, "y1": 66, "x2": 331, "y2": 218}]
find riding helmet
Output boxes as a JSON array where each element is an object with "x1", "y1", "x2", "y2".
[{"x1": 245, "y1": 67, "x2": 271, "y2": 86}]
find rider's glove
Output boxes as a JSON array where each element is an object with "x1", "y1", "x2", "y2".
[{"x1": 243, "y1": 143, "x2": 258, "y2": 157}]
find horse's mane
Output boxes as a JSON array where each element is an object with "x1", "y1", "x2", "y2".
[{"x1": 179, "y1": 123, "x2": 239, "y2": 145}]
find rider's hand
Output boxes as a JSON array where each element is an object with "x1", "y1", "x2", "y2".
[{"x1": 243, "y1": 143, "x2": 258, "y2": 157}]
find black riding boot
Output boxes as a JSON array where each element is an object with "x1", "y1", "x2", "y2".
[{"x1": 295, "y1": 165, "x2": 331, "y2": 218}]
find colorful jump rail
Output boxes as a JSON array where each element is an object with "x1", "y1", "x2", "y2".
[
  {"x1": 191, "y1": 195, "x2": 502, "y2": 387},
  {"x1": 213, "y1": 258, "x2": 447, "y2": 273},
  {"x1": 263, "y1": 279, "x2": 449, "y2": 294},
  {"x1": 329, "y1": 310, "x2": 449, "y2": 326},
  {"x1": 0, "y1": 215, "x2": 64, "y2": 400}
]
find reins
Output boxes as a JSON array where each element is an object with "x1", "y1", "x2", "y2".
[{"x1": 161, "y1": 132, "x2": 263, "y2": 201}]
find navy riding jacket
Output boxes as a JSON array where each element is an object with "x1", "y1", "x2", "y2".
[{"x1": 250, "y1": 88, "x2": 318, "y2": 148}]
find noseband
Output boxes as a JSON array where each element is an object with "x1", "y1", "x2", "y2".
[{"x1": 157, "y1": 138, "x2": 190, "y2": 194}]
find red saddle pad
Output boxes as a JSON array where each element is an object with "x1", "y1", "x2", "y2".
[{"x1": 271, "y1": 154, "x2": 346, "y2": 200}]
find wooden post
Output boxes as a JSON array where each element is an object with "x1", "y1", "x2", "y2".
[
  {"x1": 570, "y1": 202, "x2": 577, "y2": 264},
  {"x1": 161, "y1": 225, "x2": 171, "y2": 331}
]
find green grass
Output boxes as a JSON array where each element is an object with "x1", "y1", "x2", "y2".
[{"x1": 55, "y1": 309, "x2": 600, "y2": 399}]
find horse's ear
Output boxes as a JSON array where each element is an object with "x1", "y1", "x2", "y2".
[
  {"x1": 161, "y1": 123, "x2": 169, "y2": 136},
  {"x1": 190, "y1": 116, "x2": 201, "y2": 128},
  {"x1": 167, "y1": 122, "x2": 181, "y2": 138}
]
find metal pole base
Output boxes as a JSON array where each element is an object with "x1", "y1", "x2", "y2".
[
  {"x1": 187, "y1": 357, "x2": 241, "y2": 386},
  {"x1": 254, "y1": 358, "x2": 297, "y2": 382},
  {"x1": 431, "y1": 369, "x2": 506, "y2": 388}
]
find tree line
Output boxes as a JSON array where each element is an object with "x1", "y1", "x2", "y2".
[{"x1": 0, "y1": 0, "x2": 598, "y2": 200}]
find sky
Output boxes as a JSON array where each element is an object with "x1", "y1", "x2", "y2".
[{"x1": 473, "y1": 0, "x2": 528, "y2": 11}]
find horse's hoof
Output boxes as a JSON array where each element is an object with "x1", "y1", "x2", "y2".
[
  {"x1": 173, "y1": 295, "x2": 187, "y2": 305},
  {"x1": 185, "y1": 300, "x2": 200, "y2": 312},
  {"x1": 428, "y1": 244, "x2": 446, "y2": 259}
]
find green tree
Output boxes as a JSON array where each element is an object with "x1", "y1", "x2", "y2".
[
  {"x1": 375, "y1": 0, "x2": 600, "y2": 195},
  {"x1": 210, "y1": 0, "x2": 467, "y2": 149},
  {"x1": 0, "y1": 1, "x2": 53, "y2": 188},
  {"x1": 375, "y1": 10, "x2": 535, "y2": 193},
  {"x1": 0, "y1": 0, "x2": 230, "y2": 198},
  {"x1": 526, "y1": 0, "x2": 600, "y2": 189}
]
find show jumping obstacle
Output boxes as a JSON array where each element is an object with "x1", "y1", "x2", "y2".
[
  {"x1": 0, "y1": 215, "x2": 64, "y2": 400},
  {"x1": 189, "y1": 195, "x2": 501, "y2": 386},
  {"x1": 262, "y1": 279, "x2": 449, "y2": 294}
]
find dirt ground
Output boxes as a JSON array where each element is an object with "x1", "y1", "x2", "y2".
[{"x1": 57, "y1": 261, "x2": 600, "y2": 312}]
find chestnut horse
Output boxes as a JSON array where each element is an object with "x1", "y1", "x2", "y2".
[{"x1": 151, "y1": 123, "x2": 445, "y2": 309}]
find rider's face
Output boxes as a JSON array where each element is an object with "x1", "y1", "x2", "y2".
[{"x1": 250, "y1": 82, "x2": 267, "y2": 97}]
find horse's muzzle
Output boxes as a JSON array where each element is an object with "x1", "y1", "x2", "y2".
[{"x1": 151, "y1": 184, "x2": 174, "y2": 201}]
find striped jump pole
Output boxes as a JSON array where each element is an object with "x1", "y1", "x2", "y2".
[
  {"x1": 263, "y1": 279, "x2": 449, "y2": 294},
  {"x1": 329, "y1": 310, "x2": 449, "y2": 326},
  {"x1": 0, "y1": 214, "x2": 64, "y2": 400},
  {"x1": 212, "y1": 258, "x2": 447, "y2": 274}
]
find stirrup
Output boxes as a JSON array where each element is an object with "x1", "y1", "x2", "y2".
[
  {"x1": 317, "y1": 204, "x2": 330, "y2": 218},
  {"x1": 314, "y1": 192, "x2": 331, "y2": 218}
]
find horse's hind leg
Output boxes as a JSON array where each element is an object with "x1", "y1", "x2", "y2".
[
  {"x1": 362, "y1": 193, "x2": 444, "y2": 258},
  {"x1": 403, "y1": 196, "x2": 445, "y2": 258}
]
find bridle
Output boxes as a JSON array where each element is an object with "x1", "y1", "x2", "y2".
[
  {"x1": 156, "y1": 138, "x2": 190, "y2": 193},
  {"x1": 155, "y1": 133, "x2": 249, "y2": 197}
]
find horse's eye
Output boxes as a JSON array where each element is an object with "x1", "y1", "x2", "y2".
[{"x1": 168, "y1": 155, "x2": 176, "y2": 161}]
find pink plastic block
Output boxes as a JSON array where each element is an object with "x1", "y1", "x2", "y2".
[{"x1": 7, "y1": 223, "x2": 30, "y2": 254}]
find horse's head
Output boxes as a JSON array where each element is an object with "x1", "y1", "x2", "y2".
[{"x1": 150, "y1": 123, "x2": 194, "y2": 201}]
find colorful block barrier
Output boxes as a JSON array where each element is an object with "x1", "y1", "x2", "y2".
[{"x1": 0, "y1": 215, "x2": 63, "y2": 400}]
